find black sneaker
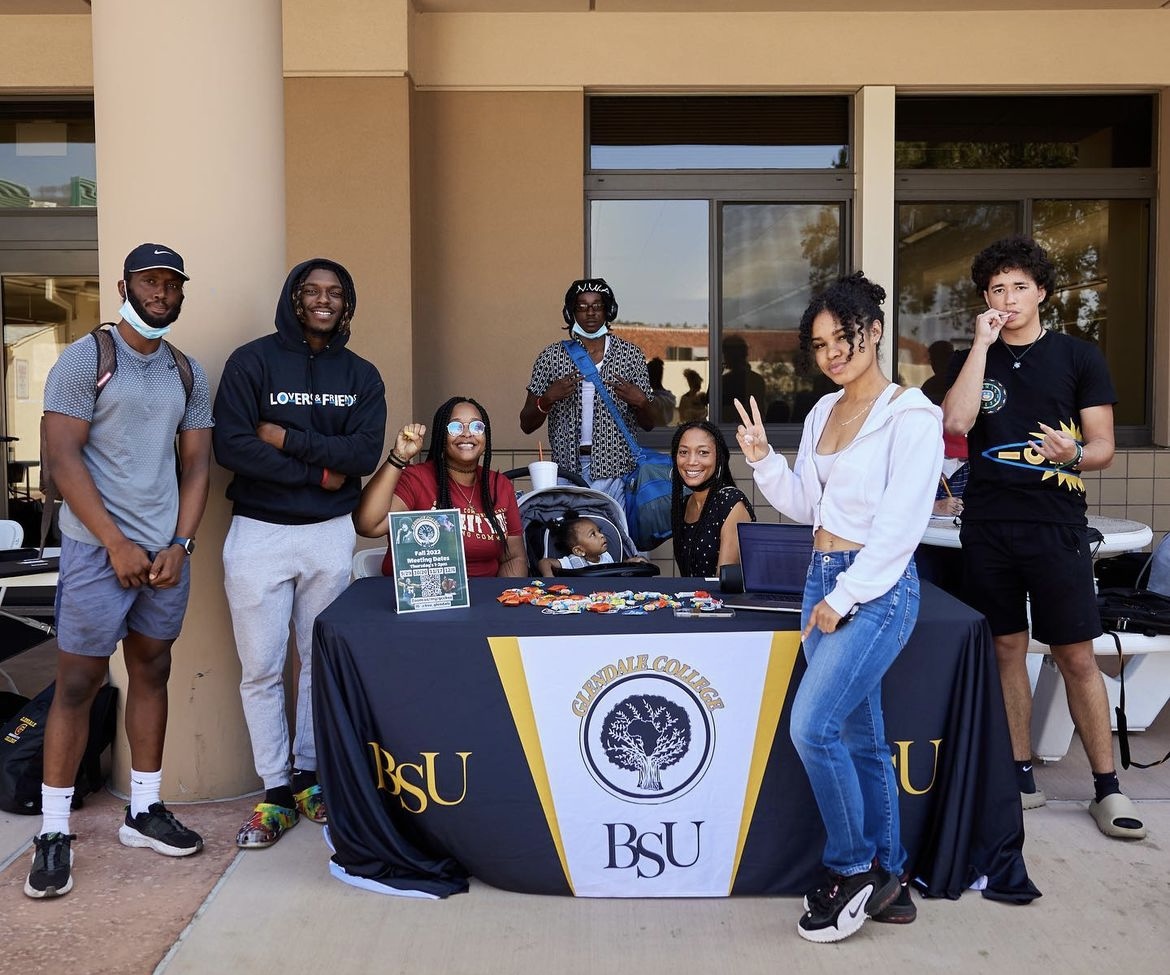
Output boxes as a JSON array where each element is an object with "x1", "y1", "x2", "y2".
[
  {"x1": 797, "y1": 866, "x2": 900, "y2": 943},
  {"x1": 872, "y1": 872, "x2": 917, "y2": 924},
  {"x1": 24, "y1": 832, "x2": 75, "y2": 899},
  {"x1": 118, "y1": 802, "x2": 203, "y2": 857}
]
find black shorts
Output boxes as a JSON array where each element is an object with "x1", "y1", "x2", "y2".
[{"x1": 959, "y1": 520, "x2": 1102, "y2": 646}]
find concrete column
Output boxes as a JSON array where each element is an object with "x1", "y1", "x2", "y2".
[
  {"x1": 91, "y1": 1, "x2": 286, "y2": 799},
  {"x1": 853, "y1": 86, "x2": 897, "y2": 376}
]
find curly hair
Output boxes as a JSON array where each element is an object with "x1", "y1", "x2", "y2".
[
  {"x1": 424, "y1": 395, "x2": 506, "y2": 549},
  {"x1": 552, "y1": 512, "x2": 593, "y2": 554},
  {"x1": 669, "y1": 421, "x2": 751, "y2": 574},
  {"x1": 970, "y1": 235, "x2": 1055, "y2": 301},
  {"x1": 797, "y1": 271, "x2": 886, "y2": 373}
]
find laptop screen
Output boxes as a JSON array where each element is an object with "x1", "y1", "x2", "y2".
[{"x1": 736, "y1": 522, "x2": 814, "y2": 594}]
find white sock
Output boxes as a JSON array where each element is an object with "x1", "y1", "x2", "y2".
[
  {"x1": 40, "y1": 784, "x2": 74, "y2": 836},
  {"x1": 129, "y1": 768, "x2": 162, "y2": 818}
]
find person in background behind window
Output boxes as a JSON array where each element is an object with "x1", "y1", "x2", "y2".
[
  {"x1": 646, "y1": 357, "x2": 677, "y2": 427},
  {"x1": 519, "y1": 278, "x2": 655, "y2": 506},
  {"x1": 677, "y1": 368, "x2": 709, "y2": 423}
]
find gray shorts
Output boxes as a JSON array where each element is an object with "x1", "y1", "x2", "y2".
[{"x1": 55, "y1": 535, "x2": 191, "y2": 657}]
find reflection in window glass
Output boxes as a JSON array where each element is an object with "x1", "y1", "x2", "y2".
[
  {"x1": 590, "y1": 95, "x2": 850, "y2": 171},
  {"x1": 3, "y1": 276, "x2": 101, "y2": 469},
  {"x1": 896, "y1": 203, "x2": 1018, "y2": 398},
  {"x1": 1034, "y1": 199, "x2": 1150, "y2": 427},
  {"x1": 721, "y1": 203, "x2": 843, "y2": 423},
  {"x1": 895, "y1": 95, "x2": 1153, "y2": 170},
  {"x1": 590, "y1": 200, "x2": 710, "y2": 421},
  {"x1": 0, "y1": 105, "x2": 96, "y2": 208}
]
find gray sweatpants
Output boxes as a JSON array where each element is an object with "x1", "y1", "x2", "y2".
[{"x1": 223, "y1": 514, "x2": 355, "y2": 789}]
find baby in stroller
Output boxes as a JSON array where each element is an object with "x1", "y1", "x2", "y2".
[
  {"x1": 535, "y1": 510, "x2": 652, "y2": 576},
  {"x1": 537, "y1": 513, "x2": 616, "y2": 575}
]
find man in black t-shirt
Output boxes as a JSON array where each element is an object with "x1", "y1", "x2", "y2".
[{"x1": 942, "y1": 236, "x2": 1145, "y2": 840}]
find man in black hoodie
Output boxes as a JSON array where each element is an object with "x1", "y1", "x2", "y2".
[{"x1": 213, "y1": 259, "x2": 385, "y2": 849}]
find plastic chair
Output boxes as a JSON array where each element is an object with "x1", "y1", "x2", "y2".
[
  {"x1": 0, "y1": 520, "x2": 23, "y2": 549},
  {"x1": 352, "y1": 548, "x2": 385, "y2": 579}
]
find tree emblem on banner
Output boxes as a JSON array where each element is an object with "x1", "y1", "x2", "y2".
[{"x1": 600, "y1": 695, "x2": 691, "y2": 791}]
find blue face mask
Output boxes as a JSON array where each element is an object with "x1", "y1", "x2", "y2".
[
  {"x1": 119, "y1": 298, "x2": 172, "y2": 340},
  {"x1": 570, "y1": 322, "x2": 610, "y2": 340}
]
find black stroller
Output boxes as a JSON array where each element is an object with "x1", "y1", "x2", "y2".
[{"x1": 503, "y1": 469, "x2": 659, "y2": 579}]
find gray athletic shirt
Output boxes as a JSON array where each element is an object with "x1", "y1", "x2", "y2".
[{"x1": 43, "y1": 327, "x2": 214, "y2": 551}]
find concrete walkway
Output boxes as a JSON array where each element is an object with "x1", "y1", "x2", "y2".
[{"x1": 3, "y1": 641, "x2": 1169, "y2": 975}]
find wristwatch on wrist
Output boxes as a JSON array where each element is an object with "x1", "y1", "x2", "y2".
[{"x1": 170, "y1": 536, "x2": 196, "y2": 555}]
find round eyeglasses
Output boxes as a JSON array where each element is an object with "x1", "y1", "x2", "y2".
[{"x1": 446, "y1": 420, "x2": 486, "y2": 437}]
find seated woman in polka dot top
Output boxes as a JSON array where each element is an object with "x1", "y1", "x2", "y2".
[{"x1": 669, "y1": 420, "x2": 754, "y2": 577}]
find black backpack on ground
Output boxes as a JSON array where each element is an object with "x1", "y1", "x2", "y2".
[{"x1": 0, "y1": 681, "x2": 118, "y2": 814}]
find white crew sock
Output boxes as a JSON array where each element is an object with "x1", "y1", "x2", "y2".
[
  {"x1": 40, "y1": 784, "x2": 74, "y2": 836},
  {"x1": 129, "y1": 768, "x2": 162, "y2": 818}
]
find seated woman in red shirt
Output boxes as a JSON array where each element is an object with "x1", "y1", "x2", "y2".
[{"x1": 353, "y1": 396, "x2": 528, "y2": 577}]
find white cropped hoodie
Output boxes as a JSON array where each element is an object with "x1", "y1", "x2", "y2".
[{"x1": 747, "y1": 383, "x2": 943, "y2": 616}]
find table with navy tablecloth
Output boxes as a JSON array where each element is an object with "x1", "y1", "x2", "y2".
[{"x1": 313, "y1": 576, "x2": 1037, "y2": 902}]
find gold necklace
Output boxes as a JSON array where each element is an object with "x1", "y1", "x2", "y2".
[
  {"x1": 834, "y1": 393, "x2": 881, "y2": 427},
  {"x1": 450, "y1": 475, "x2": 478, "y2": 511}
]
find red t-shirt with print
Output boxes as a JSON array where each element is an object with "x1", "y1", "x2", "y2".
[{"x1": 382, "y1": 460, "x2": 522, "y2": 578}]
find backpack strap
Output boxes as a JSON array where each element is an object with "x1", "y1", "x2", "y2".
[
  {"x1": 1105, "y1": 629, "x2": 1170, "y2": 770},
  {"x1": 38, "y1": 325, "x2": 194, "y2": 553},
  {"x1": 162, "y1": 339, "x2": 195, "y2": 404}
]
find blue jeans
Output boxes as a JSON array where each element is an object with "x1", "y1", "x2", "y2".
[
  {"x1": 790, "y1": 550, "x2": 920, "y2": 878},
  {"x1": 576, "y1": 455, "x2": 626, "y2": 508}
]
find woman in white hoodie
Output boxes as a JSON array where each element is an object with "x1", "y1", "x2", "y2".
[{"x1": 734, "y1": 272, "x2": 942, "y2": 944}]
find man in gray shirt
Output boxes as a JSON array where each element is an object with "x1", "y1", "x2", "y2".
[{"x1": 24, "y1": 243, "x2": 214, "y2": 900}]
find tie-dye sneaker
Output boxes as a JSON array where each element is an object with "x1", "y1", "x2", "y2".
[
  {"x1": 236, "y1": 803, "x2": 298, "y2": 848},
  {"x1": 294, "y1": 784, "x2": 327, "y2": 824}
]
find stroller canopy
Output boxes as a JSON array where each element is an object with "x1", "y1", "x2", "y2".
[{"x1": 516, "y1": 485, "x2": 640, "y2": 572}]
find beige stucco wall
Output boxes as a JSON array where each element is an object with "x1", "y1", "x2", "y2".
[
  {"x1": 284, "y1": 76, "x2": 413, "y2": 445},
  {"x1": 0, "y1": 15, "x2": 91, "y2": 89},
  {"x1": 409, "y1": 89, "x2": 583, "y2": 431}
]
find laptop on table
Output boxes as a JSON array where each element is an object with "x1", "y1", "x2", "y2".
[{"x1": 720, "y1": 522, "x2": 814, "y2": 613}]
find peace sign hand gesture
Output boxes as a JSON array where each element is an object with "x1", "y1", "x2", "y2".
[{"x1": 734, "y1": 396, "x2": 769, "y2": 463}]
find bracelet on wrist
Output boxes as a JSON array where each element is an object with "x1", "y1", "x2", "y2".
[
  {"x1": 535, "y1": 397, "x2": 551, "y2": 415},
  {"x1": 1056, "y1": 441, "x2": 1084, "y2": 470},
  {"x1": 386, "y1": 451, "x2": 407, "y2": 469}
]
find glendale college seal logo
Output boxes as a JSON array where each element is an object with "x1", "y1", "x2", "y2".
[{"x1": 578, "y1": 658, "x2": 718, "y2": 804}]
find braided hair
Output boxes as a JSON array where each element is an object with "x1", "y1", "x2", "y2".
[
  {"x1": 797, "y1": 271, "x2": 885, "y2": 373},
  {"x1": 424, "y1": 396, "x2": 507, "y2": 549},
  {"x1": 669, "y1": 420, "x2": 747, "y2": 574}
]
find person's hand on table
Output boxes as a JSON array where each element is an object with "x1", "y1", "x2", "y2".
[
  {"x1": 733, "y1": 396, "x2": 770, "y2": 462},
  {"x1": 933, "y1": 496, "x2": 963, "y2": 517}
]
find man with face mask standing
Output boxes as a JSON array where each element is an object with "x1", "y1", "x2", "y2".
[
  {"x1": 520, "y1": 278, "x2": 655, "y2": 505},
  {"x1": 26, "y1": 243, "x2": 214, "y2": 899},
  {"x1": 213, "y1": 259, "x2": 385, "y2": 851}
]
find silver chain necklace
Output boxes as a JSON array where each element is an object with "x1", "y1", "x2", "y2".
[{"x1": 1001, "y1": 329, "x2": 1046, "y2": 369}]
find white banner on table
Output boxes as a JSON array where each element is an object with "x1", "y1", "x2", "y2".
[{"x1": 491, "y1": 630, "x2": 800, "y2": 897}]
